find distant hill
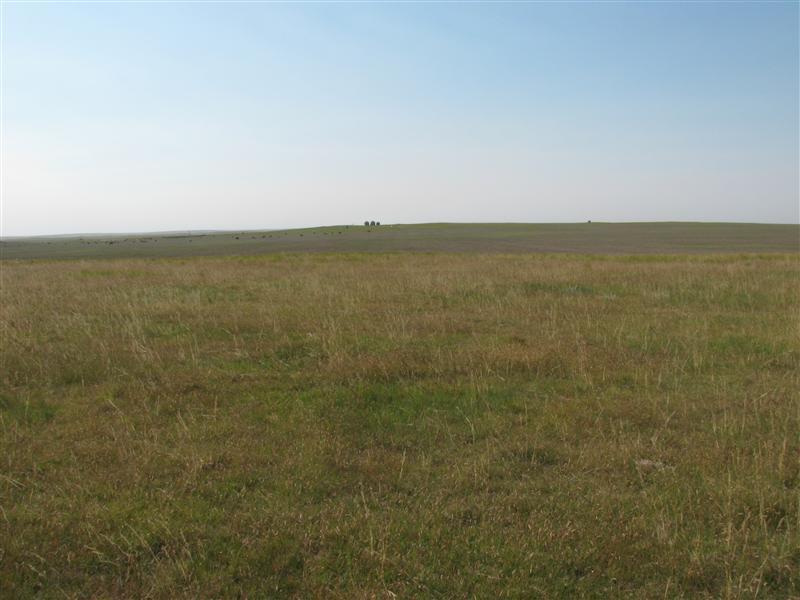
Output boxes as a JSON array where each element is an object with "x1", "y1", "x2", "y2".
[{"x1": 1, "y1": 222, "x2": 798, "y2": 260}]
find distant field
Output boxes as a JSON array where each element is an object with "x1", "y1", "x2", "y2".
[
  {"x1": 1, "y1": 252, "x2": 798, "y2": 597},
  {"x1": 2, "y1": 222, "x2": 798, "y2": 260}
]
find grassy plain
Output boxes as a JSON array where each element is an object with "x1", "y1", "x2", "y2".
[
  {"x1": 1, "y1": 241, "x2": 799, "y2": 597},
  {"x1": 2, "y1": 222, "x2": 798, "y2": 260}
]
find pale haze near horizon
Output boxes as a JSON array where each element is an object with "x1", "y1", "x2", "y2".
[{"x1": 2, "y1": 2, "x2": 798, "y2": 236}]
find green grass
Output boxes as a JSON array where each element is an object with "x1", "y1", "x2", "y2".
[
  {"x1": 2, "y1": 221, "x2": 798, "y2": 260},
  {"x1": 1, "y1": 251, "x2": 798, "y2": 597}
]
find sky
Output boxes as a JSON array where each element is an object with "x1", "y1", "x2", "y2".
[{"x1": 2, "y1": 1, "x2": 798, "y2": 236}]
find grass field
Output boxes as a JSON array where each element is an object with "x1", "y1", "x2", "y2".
[
  {"x1": 2, "y1": 222, "x2": 798, "y2": 260},
  {"x1": 1, "y1": 226, "x2": 799, "y2": 597}
]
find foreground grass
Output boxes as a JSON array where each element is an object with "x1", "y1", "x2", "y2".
[{"x1": 1, "y1": 253, "x2": 798, "y2": 598}]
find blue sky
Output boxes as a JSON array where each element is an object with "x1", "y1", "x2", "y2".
[{"x1": 3, "y1": 1, "x2": 798, "y2": 235}]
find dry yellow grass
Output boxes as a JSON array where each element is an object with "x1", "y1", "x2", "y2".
[{"x1": 1, "y1": 252, "x2": 798, "y2": 597}]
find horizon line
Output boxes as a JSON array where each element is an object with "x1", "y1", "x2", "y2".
[{"x1": 2, "y1": 220, "x2": 798, "y2": 240}]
